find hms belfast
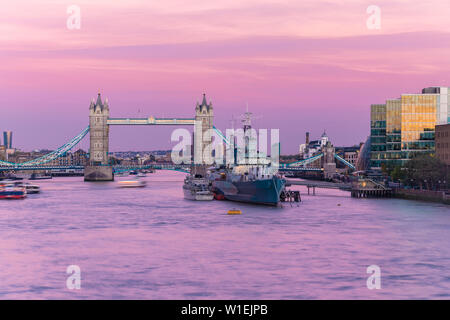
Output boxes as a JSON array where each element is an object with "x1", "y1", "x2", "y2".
[{"x1": 210, "y1": 108, "x2": 286, "y2": 206}]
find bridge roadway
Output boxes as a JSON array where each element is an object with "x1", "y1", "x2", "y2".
[
  {"x1": 285, "y1": 179, "x2": 352, "y2": 191},
  {"x1": 279, "y1": 167, "x2": 322, "y2": 172},
  {"x1": 107, "y1": 118, "x2": 195, "y2": 126},
  {"x1": 0, "y1": 164, "x2": 190, "y2": 173}
]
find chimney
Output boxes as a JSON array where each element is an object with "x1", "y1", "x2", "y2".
[{"x1": 305, "y1": 132, "x2": 310, "y2": 145}]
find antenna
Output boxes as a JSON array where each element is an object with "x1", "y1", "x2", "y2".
[
  {"x1": 230, "y1": 114, "x2": 236, "y2": 130},
  {"x1": 240, "y1": 103, "x2": 261, "y2": 131}
]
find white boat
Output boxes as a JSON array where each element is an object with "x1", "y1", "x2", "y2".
[
  {"x1": 117, "y1": 179, "x2": 146, "y2": 188},
  {"x1": 5, "y1": 181, "x2": 41, "y2": 194},
  {"x1": 23, "y1": 183, "x2": 40, "y2": 194},
  {"x1": 137, "y1": 172, "x2": 147, "y2": 177},
  {"x1": 183, "y1": 175, "x2": 214, "y2": 201}
]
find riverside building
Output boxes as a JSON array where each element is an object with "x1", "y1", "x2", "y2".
[
  {"x1": 436, "y1": 123, "x2": 450, "y2": 166},
  {"x1": 370, "y1": 87, "x2": 450, "y2": 168}
]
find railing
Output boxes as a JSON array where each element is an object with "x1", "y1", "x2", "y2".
[
  {"x1": 212, "y1": 126, "x2": 231, "y2": 145},
  {"x1": 334, "y1": 154, "x2": 356, "y2": 170},
  {"x1": 280, "y1": 153, "x2": 324, "y2": 169},
  {"x1": 0, "y1": 165, "x2": 85, "y2": 171},
  {"x1": 107, "y1": 118, "x2": 196, "y2": 126},
  {"x1": 0, "y1": 164, "x2": 191, "y2": 173},
  {"x1": 113, "y1": 164, "x2": 190, "y2": 173},
  {"x1": 280, "y1": 153, "x2": 356, "y2": 171},
  {"x1": 279, "y1": 167, "x2": 322, "y2": 172}
]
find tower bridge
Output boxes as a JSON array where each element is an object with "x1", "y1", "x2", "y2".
[
  {"x1": 0, "y1": 93, "x2": 215, "y2": 179},
  {"x1": 84, "y1": 93, "x2": 213, "y2": 181},
  {"x1": 279, "y1": 142, "x2": 356, "y2": 178},
  {"x1": 0, "y1": 93, "x2": 356, "y2": 178}
]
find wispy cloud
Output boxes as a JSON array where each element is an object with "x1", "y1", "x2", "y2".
[{"x1": 2, "y1": 0, "x2": 450, "y2": 151}]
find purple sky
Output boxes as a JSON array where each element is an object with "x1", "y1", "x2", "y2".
[{"x1": 1, "y1": 1, "x2": 450, "y2": 153}]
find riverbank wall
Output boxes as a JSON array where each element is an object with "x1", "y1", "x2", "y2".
[{"x1": 393, "y1": 188, "x2": 450, "y2": 205}]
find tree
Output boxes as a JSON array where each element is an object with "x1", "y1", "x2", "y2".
[
  {"x1": 404, "y1": 154, "x2": 448, "y2": 190},
  {"x1": 381, "y1": 162, "x2": 405, "y2": 182},
  {"x1": 391, "y1": 166, "x2": 405, "y2": 182}
]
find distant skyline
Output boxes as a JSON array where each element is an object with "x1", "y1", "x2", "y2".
[{"x1": 2, "y1": 0, "x2": 450, "y2": 153}]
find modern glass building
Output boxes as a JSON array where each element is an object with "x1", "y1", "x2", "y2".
[
  {"x1": 3, "y1": 131, "x2": 12, "y2": 149},
  {"x1": 370, "y1": 104, "x2": 386, "y2": 167},
  {"x1": 386, "y1": 99, "x2": 402, "y2": 165},
  {"x1": 370, "y1": 87, "x2": 450, "y2": 168},
  {"x1": 401, "y1": 94, "x2": 436, "y2": 159}
]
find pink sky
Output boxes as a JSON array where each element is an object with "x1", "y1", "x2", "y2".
[{"x1": 1, "y1": 0, "x2": 450, "y2": 153}]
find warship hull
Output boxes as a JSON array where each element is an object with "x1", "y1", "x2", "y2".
[{"x1": 212, "y1": 177, "x2": 285, "y2": 206}]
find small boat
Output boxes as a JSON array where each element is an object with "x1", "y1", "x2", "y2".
[
  {"x1": 0, "y1": 182, "x2": 27, "y2": 199},
  {"x1": 137, "y1": 172, "x2": 147, "y2": 177},
  {"x1": 129, "y1": 170, "x2": 138, "y2": 175},
  {"x1": 183, "y1": 174, "x2": 214, "y2": 201},
  {"x1": 29, "y1": 173, "x2": 52, "y2": 180},
  {"x1": 23, "y1": 183, "x2": 40, "y2": 194},
  {"x1": 227, "y1": 208, "x2": 242, "y2": 215},
  {"x1": 117, "y1": 179, "x2": 146, "y2": 188}
]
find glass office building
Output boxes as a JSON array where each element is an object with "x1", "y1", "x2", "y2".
[
  {"x1": 385, "y1": 99, "x2": 402, "y2": 165},
  {"x1": 401, "y1": 94, "x2": 436, "y2": 158},
  {"x1": 370, "y1": 87, "x2": 450, "y2": 168},
  {"x1": 370, "y1": 104, "x2": 386, "y2": 167},
  {"x1": 3, "y1": 131, "x2": 12, "y2": 149}
]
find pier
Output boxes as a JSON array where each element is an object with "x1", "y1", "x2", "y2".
[
  {"x1": 286, "y1": 178, "x2": 393, "y2": 198},
  {"x1": 351, "y1": 179, "x2": 392, "y2": 198},
  {"x1": 285, "y1": 179, "x2": 352, "y2": 195}
]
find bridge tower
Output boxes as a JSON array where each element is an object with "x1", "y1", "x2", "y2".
[
  {"x1": 84, "y1": 93, "x2": 114, "y2": 181},
  {"x1": 322, "y1": 141, "x2": 336, "y2": 179},
  {"x1": 193, "y1": 94, "x2": 213, "y2": 172}
]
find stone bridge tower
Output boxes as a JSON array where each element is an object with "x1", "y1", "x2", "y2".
[
  {"x1": 194, "y1": 94, "x2": 214, "y2": 168},
  {"x1": 84, "y1": 93, "x2": 113, "y2": 181},
  {"x1": 322, "y1": 141, "x2": 336, "y2": 179}
]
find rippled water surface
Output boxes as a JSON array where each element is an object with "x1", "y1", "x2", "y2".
[{"x1": 0, "y1": 171, "x2": 449, "y2": 299}]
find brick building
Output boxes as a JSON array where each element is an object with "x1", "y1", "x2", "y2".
[{"x1": 436, "y1": 124, "x2": 450, "y2": 165}]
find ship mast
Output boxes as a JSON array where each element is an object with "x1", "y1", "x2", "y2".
[{"x1": 241, "y1": 102, "x2": 253, "y2": 132}]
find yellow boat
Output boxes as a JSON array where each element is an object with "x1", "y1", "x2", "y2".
[{"x1": 227, "y1": 208, "x2": 242, "y2": 215}]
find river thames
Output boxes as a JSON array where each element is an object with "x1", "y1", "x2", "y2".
[{"x1": 0, "y1": 171, "x2": 449, "y2": 299}]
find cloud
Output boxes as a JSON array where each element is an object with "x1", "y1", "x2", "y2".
[{"x1": 2, "y1": 1, "x2": 450, "y2": 151}]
